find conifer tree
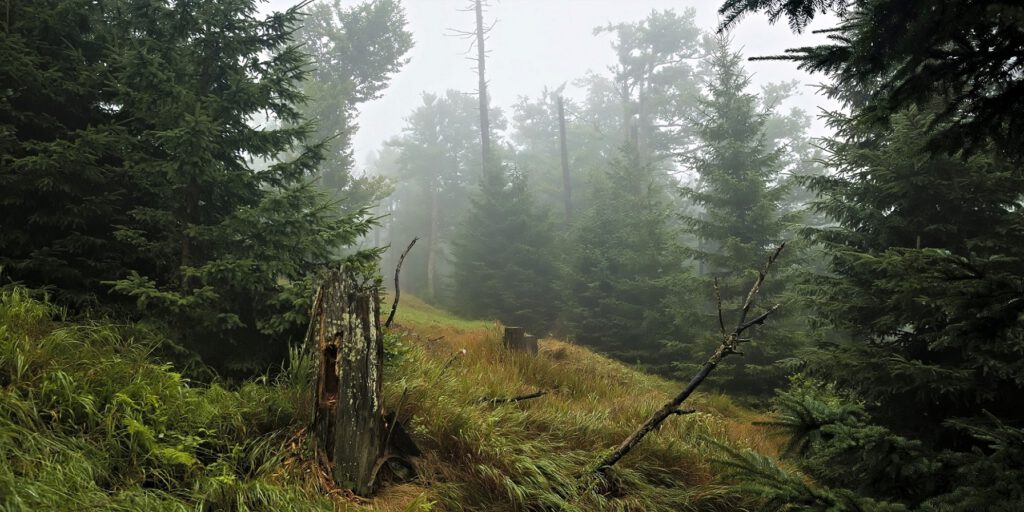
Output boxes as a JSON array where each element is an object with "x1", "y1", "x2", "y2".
[
  {"x1": 296, "y1": 0, "x2": 412, "y2": 212},
  {"x1": 451, "y1": 167, "x2": 558, "y2": 332},
  {"x1": 675, "y1": 40, "x2": 795, "y2": 392},
  {"x1": 101, "y1": 0, "x2": 374, "y2": 373},
  {"x1": 682, "y1": 40, "x2": 787, "y2": 274},
  {"x1": 1, "y1": 0, "x2": 391, "y2": 374},
  {"x1": 562, "y1": 145, "x2": 685, "y2": 368},
  {"x1": 0, "y1": 0, "x2": 131, "y2": 309}
]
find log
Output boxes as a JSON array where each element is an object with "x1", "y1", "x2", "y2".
[
  {"x1": 308, "y1": 269, "x2": 385, "y2": 496},
  {"x1": 478, "y1": 390, "x2": 547, "y2": 405}
]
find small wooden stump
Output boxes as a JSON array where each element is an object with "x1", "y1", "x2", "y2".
[
  {"x1": 503, "y1": 326, "x2": 523, "y2": 350},
  {"x1": 523, "y1": 334, "x2": 539, "y2": 354},
  {"x1": 503, "y1": 326, "x2": 538, "y2": 354}
]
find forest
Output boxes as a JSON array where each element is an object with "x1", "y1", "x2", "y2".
[{"x1": 1, "y1": 0, "x2": 1022, "y2": 510}]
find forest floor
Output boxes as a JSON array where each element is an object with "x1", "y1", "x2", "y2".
[
  {"x1": 0, "y1": 288, "x2": 782, "y2": 512},
  {"x1": 370, "y1": 295, "x2": 782, "y2": 511}
]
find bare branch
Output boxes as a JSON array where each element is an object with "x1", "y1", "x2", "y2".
[
  {"x1": 384, "y1": 237, "x2": 418, "y2": 329},
  {"x1": 478, "y1": 390, "x2": 547, "y2": 405},
  {"x1": 592, "y1": 244, "x2": 786, "y2": 477}
]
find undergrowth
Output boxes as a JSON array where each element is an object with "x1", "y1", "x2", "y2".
[
  {"x1": 0, "y1": 287, "x2": 334, "y2": 512},
  {"x1": 1, "y1": 289, "x2": 777, "y2": 511}
]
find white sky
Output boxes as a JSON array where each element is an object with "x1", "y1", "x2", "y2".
[{"x1": 262, "y1": 0, "x2": 838, "y2": 169}]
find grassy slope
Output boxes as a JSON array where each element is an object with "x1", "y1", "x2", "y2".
[
  {"x1": 372, "y1": 295, "x2": 778, "y2": 511},
  {"x1": 0, "y1": 289, "x2": 778, "y2": 512}
]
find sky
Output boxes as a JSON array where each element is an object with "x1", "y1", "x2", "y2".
[{"x1": 262, "y1": 0, "x2": 839, "y2": 169}]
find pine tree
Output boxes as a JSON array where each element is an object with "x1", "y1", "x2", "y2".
[
  {"x1": 718, "y1": 0, "x2": 1024, "y2": 158},
  {"x1": 0, "y1": 0, "x2": 132, "y2": 309},
  {"x1": 682, "y1": 40, "x2": 786, "y2": 274},
  {"x1": 725, "y1": 106, "x2": 1024, "y2": 509},
  {"x1": 380, "y1": 91, "x2": 494, "y2": 303},
  {"x1": 675, "y1": 40, "x2": 796, "y2": 393},
  {"x1": 562, "y1": 145, "x2": 685, "y2": 368},
  {"x1": 100, "y1": 0, "x2": 376, "y2": 373},
  {"x1": 451, "y1": 168, "x2": 558, "y2": 332},
  {"x1": 800, "y1": 106, "x2": 1024, "y2": 441},
  {"x1": 296, "y1": 0, "x2": 412, "y2": 212},
  {"x1": 1, "y1": 0, "x2": 386, "y2": 375}
]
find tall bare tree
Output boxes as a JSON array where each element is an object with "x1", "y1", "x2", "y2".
[{"x1": 449, "y1": 0, "x2": 496, "y2": 177}]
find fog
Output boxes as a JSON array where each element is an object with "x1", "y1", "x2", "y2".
[{"x1": 263, "y1": 0, "x2": 838, "y2": 167}]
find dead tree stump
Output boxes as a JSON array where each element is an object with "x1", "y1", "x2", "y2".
[
  {"x1": 307, "y1": 269, "x2": 384, "y2": 496},
  {"x1": 523, "y1": 334, "x2": 539, "y2": 354},
  {"x1": 503, "y1": 327, "x2": 538, "y2": 354},
  {"x1": 503, "y1": 326, "x2": 523, "y2": 351}
]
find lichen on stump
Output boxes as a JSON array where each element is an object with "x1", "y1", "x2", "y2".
[{"x1": 307, "y1": 269, "x2": 384, "y2": 496}]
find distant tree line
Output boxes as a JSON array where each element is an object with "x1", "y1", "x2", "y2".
[{"x1": 373, "y1": 10, "x2": 818, "y2": 394}]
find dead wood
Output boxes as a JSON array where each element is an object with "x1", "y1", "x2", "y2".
[
  {"x1": 593, "y1": 243, "x2": 786, "y2": 476},
  {"x1": 385, "y1": 237, "x2": 418, "y2": 329},
  {"x1": 478, "y1": 390, "x2": 548, "y2": 405}
]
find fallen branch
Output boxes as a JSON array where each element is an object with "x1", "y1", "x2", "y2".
[
  {"x1": 384, "y1": 237, "x2": 418, "y2": 329},
  {"x1": 478, "y1": 390, "x2": 547, "y2": 405},
  {"x1": 593, "y1": 243, "x2": 786, "y2": 476}
]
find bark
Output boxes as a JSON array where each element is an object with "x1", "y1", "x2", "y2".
[
  {"x1": 308, "y1": 270, "x2": 386, "y2": 496},
  {"x1": 503, "y1": 326, "x2": 524, "y2": 350},
  {"x1": 427, "y1": 186, "x2": 439, "y2": 302},
  {"x1": 474, "y1": 0, "x2": 491, "y2": 176}
]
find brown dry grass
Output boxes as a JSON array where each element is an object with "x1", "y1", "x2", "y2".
[{"x1": 366, "y1": 295, "x2": 783, "y2": 511}]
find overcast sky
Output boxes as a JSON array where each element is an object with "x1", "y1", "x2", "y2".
[{"x1": 262, "y1": 0, "x2": 838, "y2": 169}]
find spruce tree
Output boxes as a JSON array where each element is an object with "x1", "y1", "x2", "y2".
[
  {"x1": 675, "y1": 40, "x2": 795, "y2": 393},
  {"x1": 1, "y1": 0, "x2": 386, "y2": 375},
  {"x1": 296, "y1": 0, "x2": 412, "y2": 212},
  {"x1": 101, "y1": 0, "x2": 373, "y2": 373},
  {"x1": 0, "y1": 0, "x2": 131, "y2": 309},
  {"x1": 562, "y1": 145, "x2": 685, "y2": 368},
  {"x1": 722, "y1": 106, "x2": 1024, "y2": 510},
  {"x1": 800, "y1": 106, "x2": 1024, "y2": 441},
  {"x1": 451, "y1": 167, "x2": 558, "y2": 333}
]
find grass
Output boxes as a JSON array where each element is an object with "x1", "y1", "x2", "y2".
[
  {"x1": 0, "y1": 288, "x2": 779, "y2": 511},
  {"x1": 376, "y1": 295, "x2": 779, "y2": 511}
]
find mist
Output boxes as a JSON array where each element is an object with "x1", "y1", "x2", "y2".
[{"x1": 4, "y1": 0, "x2": 1021, "y2": 510}]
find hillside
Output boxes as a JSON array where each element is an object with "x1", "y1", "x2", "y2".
[{"x1": 0, "y1": 288, "x2": 779, "y2": 511}]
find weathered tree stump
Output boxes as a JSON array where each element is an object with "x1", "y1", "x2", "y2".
[
  {"x1": 503, "y1": 326, "x2": 524, "y2": 351},
  {"x1": 503, "y1": 327, "x2": 539, "y2": 354},
  {"x1": 307, "y1": 269, "x2": 384, "y2": 496},
  {"x1": 523, "y1": 334, "x2": 539, "y2": 354}
]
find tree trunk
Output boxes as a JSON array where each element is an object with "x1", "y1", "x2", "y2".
[
  {"x1": 427, "y1": 186, "x2": 439, "y2": 302},
  {"x1": 522, "y1": 334, "x2": 539, "y2": 355},
  {"x1": 309, "y1": 270, "x2": 385, "y2": 496},
  {"x1": 474, "y1": 0, "x2": 491, "y2": 176},
  {"x1": 556, "y1": 95, "x2": 573, "y2": 224}
]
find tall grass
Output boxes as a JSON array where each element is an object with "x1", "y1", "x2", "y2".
[
  {"x1": 381, "y1": 296, "x2": 777, "y2": 511},
  {"x1": 0, "y1": 288, "x2": 337, "y2": 512},
  {"x1": 2, "y1": 288, "x2": 775, "y2": 511}
]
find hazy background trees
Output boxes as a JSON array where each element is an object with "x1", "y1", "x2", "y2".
[{"x1": 4, "y1": 0, "x2": 1022, "y2": 508}]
